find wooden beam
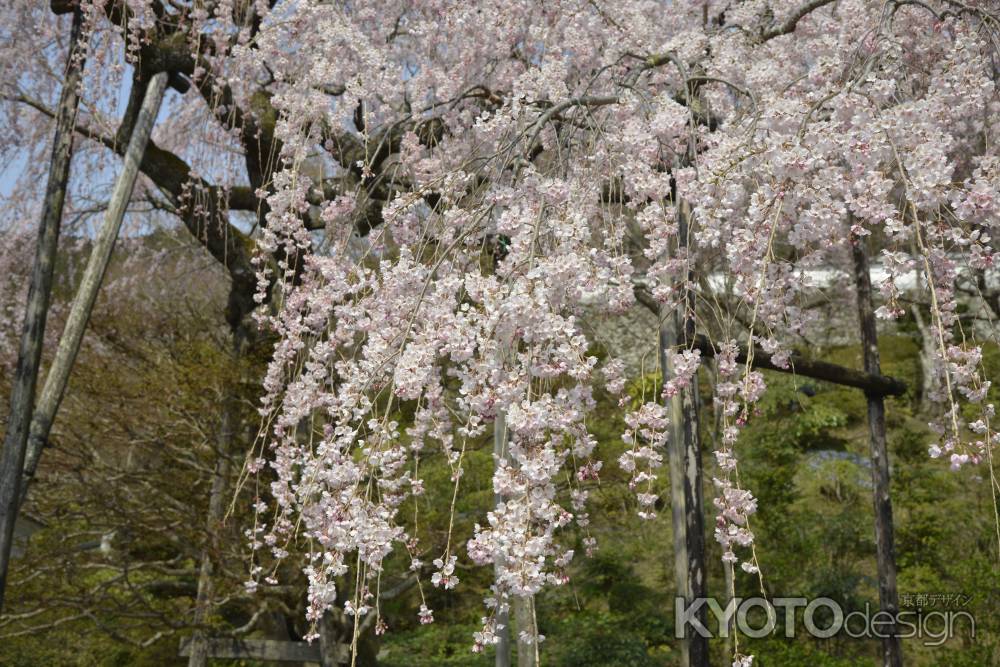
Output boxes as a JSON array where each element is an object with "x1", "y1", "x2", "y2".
[
  {"x1": 691, "y1": 335, "x2": 907, "y2": 397},
  {"x1": 632, "y1": 287, "x2": 907, "y2": 397},
  {"x1": 50, "y1": 0, "x2": 78, "y2": 14},
  {"x1": 178, "y1": 638, "x2": 336, "y2": 663}
]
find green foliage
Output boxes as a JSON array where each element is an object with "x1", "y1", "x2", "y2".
[
  {"x1": 378, "y1": 622, "x2": 493, "y2": 666},
  {"x1": 741, "y1": 638, "x2": 873, "y2": 667},
  {"x1": 726, "y1": 337, "x2": 1000, "y2": 665},
  {"x1": 549, "y1": 613, "x2": 666, "y2": 667}
]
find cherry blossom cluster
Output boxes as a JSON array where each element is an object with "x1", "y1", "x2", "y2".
[
  {"x1": 619, "y1": 402, "x2": 669, "y2": 520},
  {"x1": 710, "y1": 342, "x2": 763, "y2": 575}
]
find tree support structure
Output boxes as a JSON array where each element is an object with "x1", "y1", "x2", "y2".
[{"x1": 0, "y1": 10, "x2": 88, "y2": 610}]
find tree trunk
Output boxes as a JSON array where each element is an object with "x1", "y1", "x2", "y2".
[
  {"x1": 852, "y1": 237, "x2": 903, "y2": 667},
  {"x1": 188, "y1": 308, "x2": 261, "y2": 667},
  {"x1": 18, "y1": 71, "x2": 168, "y2": 504},
  {"x1": 0, "y1": 9, "x2": 87, "y2": 610}
]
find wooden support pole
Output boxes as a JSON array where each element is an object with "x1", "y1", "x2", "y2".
[
  {"x1": 638, "y1": 269, "x2": 907, "y2": 667},
  {"x1": 494, "y1": 409, "x2": 512, "y2": 667},
  {"x1": 494, "y1": 408, "x2": 536, "y2": 667},
  {"x1": 0, "y1": 9, "x2": 87, "y2": 610},
  {"x1": 18, "y1": 72, "x2": 169, "y2": 504},
  {"x1": 662, "y1": 199, "x2": 709, "y2": 667},
  {"x1": 852, "y1": 237, "x2": 903, "y2": 667},
  {"x1": 318, "y1": 609, "x2": 352, "y2": 667},
  {"x1": 514, "y1": 595, "x2": 536, "y2": 667},
  {"x1": 492, "y1": 334, "x2": 536, "y2": 667},
  {"x1": 662, "y1": 318, "x2": 693, "y2": 666}
]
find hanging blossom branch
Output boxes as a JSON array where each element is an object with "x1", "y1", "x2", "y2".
[{"x1": 59, "y1": 0, "x2": 984, "y2": 664}]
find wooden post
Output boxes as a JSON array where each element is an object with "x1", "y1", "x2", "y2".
[
  {"x1": 851, "y1": 236, "x2": 903, "y2": 667},
  {"x1": 493, "y1": 408, "x2": 536, "y2": 667},
  {"x1": 661, "y1": 316, "x2": 692, "y2": 667},
  {"x1": 723, "y1": 557, "x2": 735, "y2": 657},
  {"x1": 494, "y1": 410, "x2": 512, "y2": 667},
  {"x1": 0, "y1": 9, "x2": 87, "y2": 610},
  {"x1": 318, "y1": 609, "x2": 351, "y2": 667},
  {"x1": 662, "y1": 199, "x2": 709, "y2": 667},
  {"x1": 636, "y1": 230, "x2": 908, "y2": 667},
  {"x1": 514, "y1": 595, "x2": 536, "y2": 667}
]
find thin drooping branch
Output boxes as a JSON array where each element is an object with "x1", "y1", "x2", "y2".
[
  {"x1": 19, "y1": 73, "x2": 169, "y2": 506},
  {"x1": 526, "y1": 95, "x2": 619, "y2": 153},
  {"x1": 0, "y1": 8, "x2": 87, "y2": 611}
]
